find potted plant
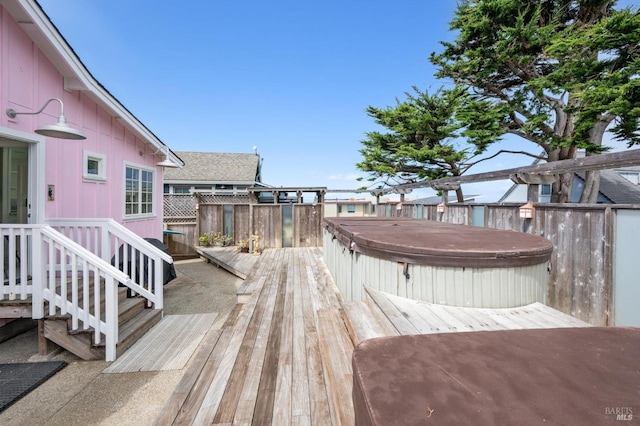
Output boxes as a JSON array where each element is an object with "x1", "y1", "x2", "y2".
[
  {"x1": 198, "y1": 233, "x2": 210, "y2": 246},
  {"x1": 212, "y1": 231, "x2": 233, "y2": 247},
  {"x1": 237, "y1": 239, "x2": 250, "y2": 253}
]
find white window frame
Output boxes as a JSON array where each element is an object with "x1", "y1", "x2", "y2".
[
  {"x1": 123, "y1": 162, "x2": 156, "y2": 219},
  {"x1": 540, "y1": 184, "x2": 552, "y2": 196},
  {"x1": 172, "y1": 185, "x2": 191, "y2": 194},
  {"x1": 83, "y1": 151, "x2": 107, "y2": 182},
  {"x1": 619, "y1": 172, "x2": 640, "y2": 185}
]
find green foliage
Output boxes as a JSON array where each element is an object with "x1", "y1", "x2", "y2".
[
  {"x1": 357, "y1": 87, "x2": 474, "y2": 189},
  {"x1": 357, "y1": 0, "x2": 639, "y2": 202},
  {"x1": 431, "y1": 0, "x2": 640, "y2": 154},
  {"x1": 426, "y1": 0, "x2": 639, "y2": 202}
]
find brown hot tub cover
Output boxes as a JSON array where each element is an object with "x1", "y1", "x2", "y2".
[
  {"x1": 323, "y1": 217, "x2": 553, "y2": 268},
  {"x1": 352, "y1": 327, "x2": 640, "y2": 425}
]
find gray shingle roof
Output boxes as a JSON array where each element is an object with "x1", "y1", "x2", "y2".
[
  {"x1": 164, "y1": 152, "x2": 261, "y2": 183},
  {"x1": 576, "y1": 169, "x2": 640, "y2": 204}
]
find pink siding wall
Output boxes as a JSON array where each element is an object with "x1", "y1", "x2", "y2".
[{"x1": 0, "y1": 5, "x2": 165, "y2": 240}]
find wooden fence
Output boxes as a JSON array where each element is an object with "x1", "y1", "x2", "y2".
[
  {"x1": 162, "y1": 194, "x2": 324, "y2": 258},
  {"x1": 163, "y1": 192, "x2": 637, "y2": 326}
]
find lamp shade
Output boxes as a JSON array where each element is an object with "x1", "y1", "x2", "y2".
[
  {"x1": 157, "y1": 158, "x2": 179, "y2": 168},
  {"x1": 35, "y1": 117, "x2": 86, "y2": 140}
]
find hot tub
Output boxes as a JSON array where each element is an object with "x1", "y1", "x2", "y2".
[{"x1": 322, "y1": 217, "x2": 553, "y2": 308}]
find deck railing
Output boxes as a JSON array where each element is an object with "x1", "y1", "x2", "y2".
[
  {"x1": 46, "y1": 218, "x2": 172, "y2": 310},
  {"x1": 1, "y1": 224, "x2": 133, "y2": 361},
  {"x1": 1, "y1": 225, "x2": 32, "y2": 301},
  {"x1": 2, "y1": 220, "x2": 171, "y2": 361}
]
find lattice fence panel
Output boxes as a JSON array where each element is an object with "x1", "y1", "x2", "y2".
[
  {"x1": 198, "y1": 194, "x2": 251, "y2": 205},
  {"x1": 164, "y1": 194, "x2": 196, "y2": 218}
]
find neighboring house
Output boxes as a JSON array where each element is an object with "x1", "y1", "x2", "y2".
[
  {"x1": 500, "y1": 168, "x2": 640, "y2": 204},
  {"x1": 325, "y1": 199, "x2": 374, "y2": 217},
  {"x1": 163, "y1": 151, "x2": 262, "y2": 195},
  {"x1": 0, "y1": 0, "x2": 183, "y2": 361},
  {"x1": 615, "y1": 167, "x2": 640, "y2": 185},
  {"x1": 405, "y1": 194, "x2": 478, "y2": 205}
]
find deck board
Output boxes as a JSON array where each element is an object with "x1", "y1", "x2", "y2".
[
  {"x1": 272, "y1": 256, "x2": 295, "y2": 424},
  {"x1": 291, "y1": 251, "x2": 311, "y2": 421},
  {"x1": 299, "y1": 250, "x2": 332, "y2": 425},
  {"x1": 370, "y1": 287, "x2": 591, "y2": 336},
  {"x1": 250, "y1": 253, "x2": 288, "y2": 425},
  {"x1": 317, "y1": 308, "x2": 355, "y2": 425},
  {"x1": 232, "y1": 260, "x2": 279, "y2": 424},
  {"x1": 153, "y1": 304, "x2": 242, "y2": 426}
]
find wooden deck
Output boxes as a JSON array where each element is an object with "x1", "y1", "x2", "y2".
[
  {"x1": 343, "y1": 286, "x2": 591, "y2": 346},
  {"x1": 155, "y1": 247, "x2": 592, "y2": 426},
  {"x1": 155, "y1": 247, "x2": 353, "y2": 425}
]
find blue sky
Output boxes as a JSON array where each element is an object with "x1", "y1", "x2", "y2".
[{"x1": 38, "y1": 0, "x2": 637, "y2": 202}]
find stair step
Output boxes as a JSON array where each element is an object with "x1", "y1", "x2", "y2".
[
  {"x1": 0, "y1": 299, "x2": 32, "y2": 318},
  {"x1": 363, "y1": 286, "x2": 419, "y2": 336},
  {"x1": 43, "y1": 318, "x2": 105, "y2": 360},
  {"x1": 342, "y1": 300, "x2": 399, "y2": 347},
  {"x1": 118, "y1": 297, "x2": 146, "y2": 325},
  {"x1": 43, "y1": 294, "x2": 162, "y2": 361}
]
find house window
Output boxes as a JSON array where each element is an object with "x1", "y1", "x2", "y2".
[
  {"x1": 125, "y1": 164, "x2": 155, "y2": 218},
  {"x1": 83, "y1": 151, "x2": 106, "y2": 182},
  {"x1": 347, "y1": 204, "x2": 356, "y2": 213},
  {"x1": 541, "y1": 184, "x2": 552, "y2": 196},
  {"x1": 215, "y1": 184, "x2": 233, "y2": 193},
  {"x1": 337, "y1": 205, "x2": 343, "y2": 213},
  {"x1": 173, "y1": 186, "x2": 191, "y2": 194}
]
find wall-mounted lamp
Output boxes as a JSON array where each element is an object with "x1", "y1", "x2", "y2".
[
  {"x1": 6, "y1": 98, "x2": 86, "y2": 140},
  {"x1": 155, "y1": 146, "x2": 180, "y2": 168},
  {"x1": 519, "y1": 202, "x2": 535, "y2": 219},
  {"x1": 437, "y1": 202, "x2": 446, "y2": 213}
]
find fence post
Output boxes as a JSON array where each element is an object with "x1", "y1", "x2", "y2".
[
  {"x1": 31, "y1": 227, "x2": 44, "y2": 319},
  {"x1": 104, "y1": 276, "x2": 118, "y2": 362},
  {"x1": 154, "y1": 261, "x2": 163, "y2": 310},
  {"x1": 101, "y1": 224, "x2": 112, "y2": 264},
  {"x1": 195, "y1": 192, "x2": 201, "y2": 248}
]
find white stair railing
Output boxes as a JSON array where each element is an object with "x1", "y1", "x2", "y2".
[
  {"x1": 1, "y1": 225, "x2": 32, "y2": 301},
  {"x1": 46, "y1": 218, "x2": 172, "y2": 310},
  {"x1": 1, "y1": 224, "x2": 132, "y2": 361}
]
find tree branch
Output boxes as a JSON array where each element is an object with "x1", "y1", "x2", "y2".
[{"x1": 462, "y1": 150, "x2": 545, "y2": 170}]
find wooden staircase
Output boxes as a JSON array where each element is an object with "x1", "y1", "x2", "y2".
[{"x1": 42, "y1": 287, "x2": 162, "y2": 360}]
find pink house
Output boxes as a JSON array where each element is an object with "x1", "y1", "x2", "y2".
[{"x1": 1, "y1": 0, "x2": 184, "y2": 361}]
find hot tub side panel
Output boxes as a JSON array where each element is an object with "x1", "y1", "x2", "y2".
[{"x1": 323, "y1": 229, "x2": 549, "y2": 308}]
